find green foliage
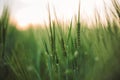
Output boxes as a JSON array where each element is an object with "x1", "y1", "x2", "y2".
[
  {"x1": 0, "y1": 2, "x2": 120, "y2": 80},
  {"x1": 1, "y1": 20, "x2": 120, "y2": 80}
]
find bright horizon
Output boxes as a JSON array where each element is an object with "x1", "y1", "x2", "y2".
[{"x1": 0, "y1": 0, "x2": 119, "y2": 28}]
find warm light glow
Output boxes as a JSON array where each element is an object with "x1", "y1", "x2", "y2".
[{"x1": 10, "y1": 0, "x2": 115, "y2": 27}]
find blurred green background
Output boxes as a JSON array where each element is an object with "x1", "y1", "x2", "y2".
[{"x1": 0, "y1": 0, "x2": 120, "y2": 80}]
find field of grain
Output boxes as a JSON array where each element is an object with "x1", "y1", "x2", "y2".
[{"x1": 0, "y1": 0, "x2": 120, "y2": 80}]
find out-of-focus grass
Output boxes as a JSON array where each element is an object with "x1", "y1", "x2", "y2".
[{"x1": 0, "y1": 1, "x2": 120, "y2": 80}]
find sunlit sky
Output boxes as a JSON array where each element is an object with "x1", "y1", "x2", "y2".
[{"x1": 0, "y1": 0, "x2": 119, "y2": 27}]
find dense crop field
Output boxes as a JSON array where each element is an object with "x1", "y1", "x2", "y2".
[{"x1": 0, "y1": 0, "x2": 120, "y2": 80}]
